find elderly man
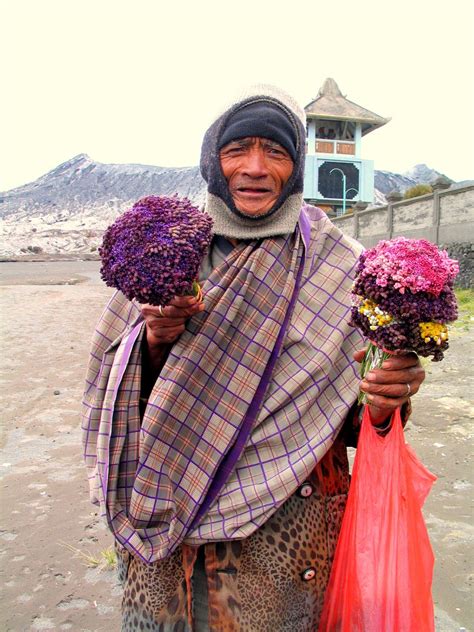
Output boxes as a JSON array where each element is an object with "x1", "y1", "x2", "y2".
[{"x1": 82, "y1": 85, "x2": 424, "y2": 632}]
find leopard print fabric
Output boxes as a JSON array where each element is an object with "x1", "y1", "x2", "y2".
[{"x1": 120, "y1": 437, "x2": 349, "y2": 632}]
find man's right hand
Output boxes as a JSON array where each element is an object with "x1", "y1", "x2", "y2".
[{"x1": 141, "y1": 295, "x2": 205, "y2": 348}]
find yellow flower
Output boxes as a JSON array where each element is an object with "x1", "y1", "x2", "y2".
[
  {"x1": 419, "y1": 322, "x2": 448, "y2": 345},
  {"x1": 359, "y1": 299, "x2": 393, "y2": 329}
]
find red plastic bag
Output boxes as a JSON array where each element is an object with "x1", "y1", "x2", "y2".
[{"x1": 318, "y1": 407, "x2": 437, "y2": 632}]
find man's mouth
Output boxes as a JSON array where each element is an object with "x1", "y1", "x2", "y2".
[{"x1": 236, "y1": 187, "x2": 272, "y2": 195}]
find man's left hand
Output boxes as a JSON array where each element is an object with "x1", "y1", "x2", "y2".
[{"x1": 354, "y1": 349, "x2": 426, "y2": 425}]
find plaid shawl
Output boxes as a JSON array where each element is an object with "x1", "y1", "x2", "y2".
[{"x1": 82, "y1": 205, "x2": 364, "y2": 563}]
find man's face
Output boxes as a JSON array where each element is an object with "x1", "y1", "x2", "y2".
[{"x1": 219, "y1": 137, "x2": 294, "y2": 216}]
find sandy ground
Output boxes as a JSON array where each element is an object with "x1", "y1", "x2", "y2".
[{"x1": 0, "y1": 261, "x2": 472, "y2": 631}]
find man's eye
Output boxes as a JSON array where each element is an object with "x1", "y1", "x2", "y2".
[
  {"x1": 224, "y1": 146, "x2": 245, "y2": 155},
  {"x1": 267, "y1": 146, "x2": 286, "y2": 156}
]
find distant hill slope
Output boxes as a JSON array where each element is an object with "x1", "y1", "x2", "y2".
[
  {"x1": 0, "y1": 154, "x2": 461, "y2": 258},
  {"x1": 0, "y1": 154, "x2": 206, "y2": 223}
]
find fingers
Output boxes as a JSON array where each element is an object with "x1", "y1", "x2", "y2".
[
  {"x1": 142, "y1": 299, "x2": 204, "y2": 320},
  {"x1": 353, "y1": 349, "x2": 366, "y2": 363},
  {"x1": 365, "y1": 395, "x2": 408, "y2": 415},
  {"x1": 141, "y1": 295, "x2": 205, "y2": 346},
  {"x1": 360, "y1": 380, "x2": 419, "y2": 405},
  {"x1": 142, "y1": 299, "x2": 204, "y2": 321},
  {"x1": 147, "y1": 323, "x2": 186, "y2": 345},
  {"x1": 356, "y1": 347, "x2": 426, "y2": 411},
  {"x1": 353, "y1": 348, "x2": 419, "y2": 367},
  {"x1": 363, "y1": 366, "x2": 424, "y2": 389},
  {"x1": 169, "y1": 295, "x2": 200, "y2": 307},
  {"x1": 162, "y1": 302, "x2": 204, "y2": 319},
  {"x1": 360, "y1": 369, "x2": 425, "y2": 410},
  {"x1": 377, "y1": 351, "x2": 420, "y2": 370},
  {"x1": 360, "y1": 381, "x2": 413, "y2": 410}
]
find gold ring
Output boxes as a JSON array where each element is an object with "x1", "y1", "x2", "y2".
[
  {"x1": 158, "y1": 305, "x2": 165, "y2": 317},
  {"x1": 406, "y1": 383, "x2": 411, "y2": 396}
]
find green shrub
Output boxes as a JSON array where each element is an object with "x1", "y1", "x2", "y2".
[
  {"x1": 403, "y1": 184, "x2": 433, "y2": 199},
  {"x1": 452, "y1": 288, "x2": 474, "y2": 331}
]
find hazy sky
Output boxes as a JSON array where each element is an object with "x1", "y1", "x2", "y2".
[{"x1": 1, "y1": 0, "x2": 473, "y2": 191}]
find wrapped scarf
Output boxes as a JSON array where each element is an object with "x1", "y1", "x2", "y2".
[{"x1": 82, "y1": 206, "x2": 364, "y2": 563}]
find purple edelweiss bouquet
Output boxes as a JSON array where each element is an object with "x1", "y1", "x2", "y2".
[
  {"x1": 99, "y1": 195, "x2": 213, "y2": 306},
  {"x1": 350, "y1": 237, "x2": 459, "y2": 403}
]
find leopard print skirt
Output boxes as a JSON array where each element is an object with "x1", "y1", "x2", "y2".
[{"x1": 120, "y1": 439, "x2": 349, "y2": 632}]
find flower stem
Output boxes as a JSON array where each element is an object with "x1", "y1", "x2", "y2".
[
  {"x1": 358, "y1": 343, "x2": 392, "y2": 404},
  {"x1": 192, "y1": 280, "x2": 203, "y2": 302}
]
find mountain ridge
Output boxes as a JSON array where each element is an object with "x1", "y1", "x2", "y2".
[{"x1": 0, "y1": 155, "x2": 467, "y2": 258}]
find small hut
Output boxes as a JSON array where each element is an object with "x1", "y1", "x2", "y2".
[{"x1": 304, "y1": 78, "x2": 389, "y2": 215}]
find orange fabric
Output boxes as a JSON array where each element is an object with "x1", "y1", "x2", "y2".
[{"x1": 182, "y1": 544, "x2": 199, "y2": 628}]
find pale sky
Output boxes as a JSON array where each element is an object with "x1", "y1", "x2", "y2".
[{"x1": 1, "y1": 0, "x2": 473, "y2": 192}]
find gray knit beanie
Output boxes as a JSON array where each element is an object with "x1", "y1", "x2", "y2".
[{"x1": 200, "y1": 85, "x2": 307, "y2": 239}]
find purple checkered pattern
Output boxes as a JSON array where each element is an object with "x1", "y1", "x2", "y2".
[{"x1": 82, "y1": 206, "x2": 364, "y2": 563}]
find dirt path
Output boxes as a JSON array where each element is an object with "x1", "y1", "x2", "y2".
[{"x1": 0, "y1": 262, "x2": 472, "y2": 631}]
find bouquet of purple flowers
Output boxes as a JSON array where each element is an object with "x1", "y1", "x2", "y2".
[
  {"x1": 350, "y1": 237, "x2": 459, "y2": 403},
  {"x1": 99, "y1": 195, "x2": 213, "y2": 306}
]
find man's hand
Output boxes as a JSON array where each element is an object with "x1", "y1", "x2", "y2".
[
  {"x1": 353, "y1": 349, "x2": 426, "y2": 425},
  {"x1": 141, "y1": 295, "x2": 204, "y2": 348},
  {"x1": 139, "y1": 295, "x2": 204, "y2": 403}
]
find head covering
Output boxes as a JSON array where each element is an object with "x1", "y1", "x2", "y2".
[
  {"x1": 200, "y1": 85, "x2": 307, "y2": 239},
  {"x1": 218, "y1": 101, "x2": 298, "y2": 161}
]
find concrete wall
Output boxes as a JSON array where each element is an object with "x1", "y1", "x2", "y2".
[
  {"x1": 441, "y1": 242, "x2": 474, "y2": 289},
  {"x1": 333, "y1": 214, "x2": 356, "y2": 239},
  {"x1": 332, "y1": 184, "x2": 474, "y2": 287}
]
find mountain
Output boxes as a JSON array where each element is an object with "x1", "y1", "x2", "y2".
[
  {"x1": 374, "y1": 163, "x2": 453, "y2": 196},
  {"x1": 0, "y1": 154, "x2": 206, "y2": 223},
  {"x1": 0, "y1": 155, "x2": 457, "y2": 258}
]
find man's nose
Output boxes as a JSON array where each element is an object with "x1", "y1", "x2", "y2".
[{"x1": 241, "y1": 149, "x2": 268, "y2": 178}]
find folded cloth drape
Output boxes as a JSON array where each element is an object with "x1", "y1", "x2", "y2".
[{"x1": 82, "y1": 205, "x2": 364, "y2": 563}]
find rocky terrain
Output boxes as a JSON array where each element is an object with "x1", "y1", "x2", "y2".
[
  {"x1": 0, "y1": 155, "x2": 206, "y2": 259},
  {"x1": 0, "y1": 154, "x2": 461, "y2": 259}
]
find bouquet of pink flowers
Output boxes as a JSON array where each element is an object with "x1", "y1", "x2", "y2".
[
  {"x1": 350, "y1": 237, "x2": 459, "y2": 403},
  {"x1": 99, "y1": 195, "x2": 213, "y2": 306}
]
